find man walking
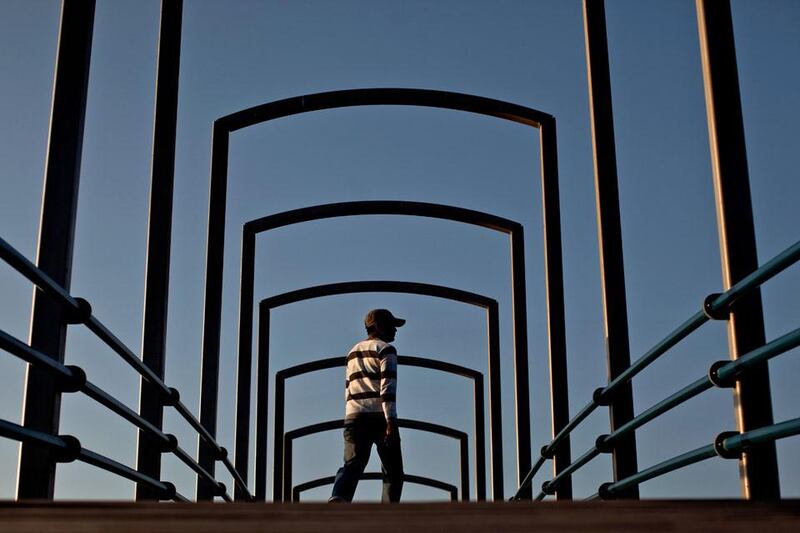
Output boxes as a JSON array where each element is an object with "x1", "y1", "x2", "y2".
[{"x1": 329, "y1": 309, "x2": 405, "y2": 502}]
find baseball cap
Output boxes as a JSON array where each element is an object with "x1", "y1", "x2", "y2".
[{"x1": 364, "y1": 309, "x2": 406, "y2": 328}]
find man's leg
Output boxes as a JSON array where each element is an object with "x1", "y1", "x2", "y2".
[
  {"x1": 330, "y1": 423, "x2": 371, "y2": 502},
  {"x1": 376, "y1": 426, "x2": 404, "y2": 503}
]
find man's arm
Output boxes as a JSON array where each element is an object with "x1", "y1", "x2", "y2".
[{"x1": 379, "y1": 344, "x2": 398, "y2": 439}]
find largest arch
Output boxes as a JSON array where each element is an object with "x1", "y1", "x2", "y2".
[{"x1": 197, "y1": 88, "x2": 569, "y2": 500}]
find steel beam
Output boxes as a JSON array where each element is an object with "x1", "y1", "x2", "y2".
[
  {"x1": 696, "y1": 0, "x2": 779, "y2": 500},
  {"x1": 582, "y1": 0, "x2": 638, "y2": 498},
  {"x1": 16, "y1": 0, "x2": 95, "y2": 500},
  {"x1": 135, "y1": 0, "x2": 182, "y2": 501},
  {"x1": 539, "y1": 119, "x2": 573, "y2": 500},
  {"x1": 196, "y1": 123, "x2": 228, "y2": 500}
]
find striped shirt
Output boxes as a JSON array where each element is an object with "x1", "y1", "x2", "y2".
[{"x1": 344, "y1": 338, "x2": 398, "y2": 422}]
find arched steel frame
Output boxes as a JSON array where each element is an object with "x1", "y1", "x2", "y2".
[
  {"x1": 270, "y1": 355, "x2": 485, "y2": 501},
  {"x1": 282, "y1": 418, "x2": 469, "y2": 502},
  {"x1": 235, "y1": 201, "x2": 536, "y2": 502},
  {"x1": 252, "y1": 281, "x2": 505, "y2": 498},
  {"x1": 198, "y1": 89, "x2": 570, "y2": 501},
  {"x1": 293, "y1": 473, "x2": 458, "y2": 502}
]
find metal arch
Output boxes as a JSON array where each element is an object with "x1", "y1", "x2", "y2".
[
  {"x1": 235, "y1": 201, "x2": 528, "y2": 502},
  {"x1": 199, "y1": 88, "x2": 569, "y2": 501},
  {"x1": 252, "y1": 280, "x2": 505, "y2": 499},
  {"x1": 218, "y1": 88, "x2": 552, "y2": 131},
  {"x1": 243, "y1": 200, "x2": 523, "y2": 233},
  {"x1": 282, "y1": 418, "x2": 469, "y2": 502},
  {"x1": 270, "y1": 355, "x2": 485, "y2": 501},
  {"x1": 293, "y1": 473, "x2": 458, "y2": 502}
]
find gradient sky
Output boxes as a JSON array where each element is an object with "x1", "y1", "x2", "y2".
[{"x1": 0, "y1": 0, "x2": 798, "y2": 502}]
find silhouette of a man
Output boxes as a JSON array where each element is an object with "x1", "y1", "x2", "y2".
[{"x1": 329, "y1": 309, "x2": 405, "y2": 502}]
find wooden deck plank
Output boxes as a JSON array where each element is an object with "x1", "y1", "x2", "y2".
[{"x1": 0, "y1": 501, "x2": 798, "y2": 533}]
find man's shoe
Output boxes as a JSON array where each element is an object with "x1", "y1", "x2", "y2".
[{"x1": 328, "y1": 496, "x2": 346, "y2": 503}]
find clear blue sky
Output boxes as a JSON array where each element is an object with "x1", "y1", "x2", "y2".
[{"x1": 0, "y1": 0, "x2": 797, "y2": 501}]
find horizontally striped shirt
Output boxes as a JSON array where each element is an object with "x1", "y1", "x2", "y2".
[{"x1": 344, "y1": 338, "x2": 397, "y2": 422}]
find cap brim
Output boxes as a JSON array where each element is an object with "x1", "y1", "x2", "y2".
[{"x1": 393, "y1": 318, "x2": 406, "y2": 327}]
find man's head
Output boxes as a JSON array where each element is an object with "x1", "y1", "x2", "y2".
[{"x1": 364, "y1": 308, "x2": 405, "y2": 343}]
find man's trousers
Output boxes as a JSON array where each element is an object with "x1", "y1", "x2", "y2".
[{"x1": 330, "y1": 417, "x2": 404, "y2": 502}]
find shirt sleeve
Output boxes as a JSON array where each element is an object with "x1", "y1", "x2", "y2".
[{"x1": 379, "y1": 344, "x2": 398, "y2": 420}]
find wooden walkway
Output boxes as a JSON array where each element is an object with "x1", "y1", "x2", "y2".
[{"x1": 1, "y1": 500, "x2": 798, "y2": 532}]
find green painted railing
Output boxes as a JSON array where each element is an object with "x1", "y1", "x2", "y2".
[{"x1": 515, "y1": 239, "x2": 800, "y2": 500}]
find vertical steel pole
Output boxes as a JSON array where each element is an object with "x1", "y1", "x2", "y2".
[
  {"x1": 459, "y1": 436, "x2": 470, "y2": 500},
  {"x1": 582, "y1": 0, "x2": 639, "y2": 498},
  {"x1": 509, "y1": 227, "x2": 533, "y2": 499},
  {"x1": 696, "y1": 0, "x2": 780, "y2": 500},
  {"x1": 233, "y1": 229, "x2": 256, "y2": 500},
  {"x1": 135, "y1": 0, "x2": 182, "y2": 501},
  {"x1": 197, "y1": 123, "x2": 229, "y2": 500},
  {"x1": 282, "y1": 437, "x2": 293, "y2": 502},
  {"x1": 272, "y1": 373, "x2": 285, "y2": 502},
  {"x1": 486, "y1": 303, "x2": 503, "y2": 500},
  {"x1": 539, "y1": 119, "x2": 573, "y2": 500},
  {"x1": 16, "y1": 0, "x2": 95, "y2": 500},
  {"x1": 472, "y1": 374, "x2": 486, "y2": 501},
  {"x1": 254, "y1": 306, "x2": 270, "y2": 502}
]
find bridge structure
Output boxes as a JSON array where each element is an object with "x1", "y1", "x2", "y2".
[{"x1": 0, "y1": 0, "x2": 798, "y2": 530}]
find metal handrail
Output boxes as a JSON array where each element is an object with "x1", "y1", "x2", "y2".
[
  {"x1": 0, "y1": 417, "x2": 187, "y2": 501},
  {"x1": 720, "y1": 417, "x2": 800, "y2": 454},
  {"x1": 606, "y1": 377, "x2": 711, "y2": 445},
  {"x1": 174, "y1": 446, "x2": 229, "y2": 500},
  {"x1": 515, "y1": 239, "x2": 800, "y2": 498},
  {"x1": 607, "y1": 325, "x2": 800, "y2": 446},
  {"x1": 600, "y1": 445, "x2": 717, "y2": 498},
  {"x1": 81, "y1": 381, "x2": 172, "y2": 448},
  {"x1": 598, "y1": 416, "x2": 800, "y2": 498},
  {"x1": 0, "y1": 236, "x2": 82, "y2": 317},
  {"x1": 601, "y1": 238, "x2": 799, "y2": 404},
  {"x1": 0, "y1": 320, "x2": 241, "y2": 498},
  {"x1": 0, "y1": 236, "x2": 251, "y2": 500},
  {"x1": 535, "y1": 447, "x2": 600, "y2": 500},
  {"x1": 716, "y1": 327, "x2": 800, "y2": 383},
  {"x1": 78, "y1": 448, "x2": 189, "y2": 502},
  {"x1": 0, "y1": 326, "x2": 234, "y2": 500},
  {"x1": 531, "y1": 322, "x2": 800, "y2": 499}
]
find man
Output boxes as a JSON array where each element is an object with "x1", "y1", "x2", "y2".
[{"x1": 329, "y1": 309, "x2": 405, "y2": 503}]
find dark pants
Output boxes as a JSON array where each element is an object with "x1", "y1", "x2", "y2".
[{"x1": 330, "y1": 417, "x2": 404, "y2": 502}]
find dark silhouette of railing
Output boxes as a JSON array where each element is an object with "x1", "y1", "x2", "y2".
[
  {"x1": 512, "y1": 240, "x2": 800, "y2": 500},
  {"x1": 0, "y1": 235, "x2": 249, "y2": 501}
]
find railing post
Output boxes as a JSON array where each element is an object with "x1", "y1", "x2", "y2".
[
  {"x1": 538, "y1": 121, "x2": 573, "y2": 500},
  {"x1": 509, "y1": 226, "x2": 533, "y2": 499},
  {"x1": 582, "y1": 0, "x2": 639, "y2": 498},
  {"x1": 233, "y1": 229, "x2": 256, "y2": 500},
  {"x1": 16, "y1": 0, "x2": 95, "y2": 500},
  {"x1": 197, "y1": 123, "x2": 229, "y2": 500},
  {"x1": 696, "y1": 0, "x2": 780, "y2": 500},
  {"x1": 254, "y1": 305, "x2": 270, "y2": 501},
  {"x1": 135, "y1": 0, "x2": 182, "y2": 501}
]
